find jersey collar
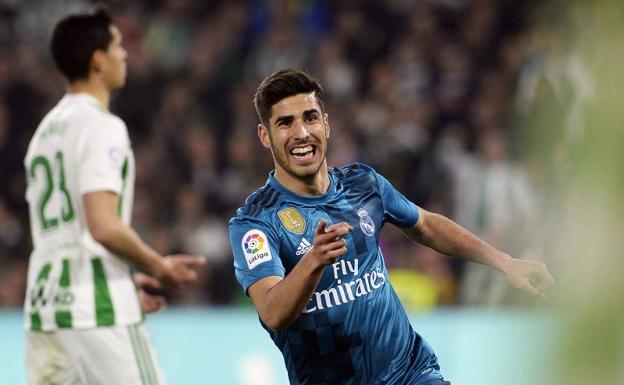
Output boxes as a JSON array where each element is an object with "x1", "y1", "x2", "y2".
[
  {"x1": 267, "y1": 170, "x2": 336, "y2": 204},
  {"x1": 64, "y1": 93, "x2": 109, "y2": 114}
]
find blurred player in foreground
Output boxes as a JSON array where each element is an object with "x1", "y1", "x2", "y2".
[
  {"x1": 229, "y1": 69, "x2": 554, "y2": 385},
  {"x1": 23, "y1": 8, "x2": 204, "y2": 385}
]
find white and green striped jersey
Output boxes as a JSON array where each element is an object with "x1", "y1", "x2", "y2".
[{"x1": 23, "y1": 93, "x2": 141, "y2": 331}]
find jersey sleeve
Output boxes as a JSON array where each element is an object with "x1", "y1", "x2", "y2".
[
  {"x1": 229, "y1": 217, "x2": 285, "y2": 294},
  {"x1": 374, "y1": 172, "x2": 420, "y2": 227},
  {"x1": 77, "y1": 118, "x2": 130, "y2": 195}
]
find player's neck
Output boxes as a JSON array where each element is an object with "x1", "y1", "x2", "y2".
[
  {"x1": 275, "y1": 162, "x2": 330, "y2": 197},
  {"x1": 68, "y1": 80, "x2": 111, "y2": 110}
]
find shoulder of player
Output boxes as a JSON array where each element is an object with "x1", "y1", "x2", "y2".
[
  {"x1": 81, "y1": 111, "x2": 129, "y2": 142},
  {"x1": 330, "y1": 162, "x2": 379, "y2": 185},
  {"x1": 229, "y1": 184, "x2": 283, "y2": 225}
]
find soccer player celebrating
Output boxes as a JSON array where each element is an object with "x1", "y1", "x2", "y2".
[
  {"x1": 23, "y1": 8, "x2": 203, "y2": 385},
  {"x1": 229, "y1": 69, "x2": 554, "y2": 385}
]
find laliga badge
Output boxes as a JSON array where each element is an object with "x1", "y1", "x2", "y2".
[
  {"x1": 357, "y1": 207, "x2": 375, "y2": 237},
  {"x1": 242, "y1": 229, "x2": 273, "y2": 269},
  {"x1": 277, "y1": 207, "x2": 307, "y2": 234}
]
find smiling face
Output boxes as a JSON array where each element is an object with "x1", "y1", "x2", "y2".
[{"x1": 258, "y1": 92, "x2": 330, "y2": 183}]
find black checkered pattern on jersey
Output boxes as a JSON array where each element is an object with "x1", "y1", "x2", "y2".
[{"x1": 287, "y1": 311, "x2": 362, "y2": 385}]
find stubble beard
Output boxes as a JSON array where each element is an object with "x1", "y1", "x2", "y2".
[{"x1": 270, "y1": 140, "x2": 325, "y2": 183}]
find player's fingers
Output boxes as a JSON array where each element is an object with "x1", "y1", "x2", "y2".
[
  {"x1": 314, "y1": 220, "x2": 328, "y2": 238},
  {"x1": 152, "y1": 297, "x2": 167, "y2": 312},
  {"x1": 169, "y1": 255, "x2": 206, "y2": 268},
  {"x1": 172, "y1": 269, "x2": 199, "y2": 286},
  {"x1": 533, "y1": 277, "x2": 553, "y2": 292},
  {"x1": 316, "y1": 239, "x2": 346, "y2": 254},
  {"x1": 317, "y1": 226, "x2": 351, "y2": 243},
  {"x1": 139, "y1": 291, "x2": 167, "y2": 314},
  {"x1": 325, "y1": 222, "x2": 353, "y2": 232},
  {"x1": 134, "y1": 273, "x2": 162, "y2": 291},
  {"x1": 145, "y1": 294, "x2": 166, "y2": 309},
  {"x1": 144, "y1": 300, "x2": 165, "y2": 313},
  {"x1": 327, "y1": 222, "x2": 353, "y2": 233},
  {"x1": 325, "y1": 246, "x2": 348, "y2": 259},
  {"x1": 324, "y1": 239, "x2": 347, "y2": 251},
  {"x1": 316, "y1": 232, "x2": 340, "y2": 245},
  {"x1": 531, "y1": 267, "x2": 554, "y2": 291},
  {"x1": 183, "y1": 269, "x2": 199, "y2": 283},
  {"x1": 522, "y1": 282, "x2": 545, "y2": 298},
  {"x1": 186, "y1": 257, "x2": 206, "y2": 268},
  {"x1": 316, "y1": 233, "x2": 341, "y2": 245},
  {"x1": 544, "y1": 269, "x2": 555, "y2": 285}
]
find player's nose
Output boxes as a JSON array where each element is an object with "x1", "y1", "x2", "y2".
[{"x1": 292, "y1": 119, "x2": 310, "y2": 139}]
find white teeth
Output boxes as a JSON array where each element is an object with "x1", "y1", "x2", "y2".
[{"x1": 291, "y1": 145, "x2": 313, "y2": 155}]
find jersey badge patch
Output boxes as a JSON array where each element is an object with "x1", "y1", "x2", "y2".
[
  {"x1": 242, "y1": 229, "x2": 273, "y2": 269},
  {"x1": 277, "y1": 207, "x2": 306, "y2": 234},
  {"x1": 107, "y1": 147, "x2": 123, "y2": 168},
  {"x1": 357, "y1": 207, "x2": 375, "y2": 237}
]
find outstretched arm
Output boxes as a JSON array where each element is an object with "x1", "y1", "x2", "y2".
[
  {"x1": 401, "y1": 208, "x2": 554, "y2": 297},
  {"x1": 248, "y1": 220, "x2": 352, "y2": 331}
]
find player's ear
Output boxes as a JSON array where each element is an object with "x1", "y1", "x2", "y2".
[
  {"x1": 258, "y1": 123, "x2": 272, "y2": 149},
  {"x1": 91, "y1": 49, "x2": 106, "y2": 74},
  {"x1": 324, "y1": 113, "x2": 330, "y2": 139}
]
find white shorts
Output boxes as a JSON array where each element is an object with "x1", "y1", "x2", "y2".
[{"x1": 26, "y1": 323, "x2": 166, "y2": 385}]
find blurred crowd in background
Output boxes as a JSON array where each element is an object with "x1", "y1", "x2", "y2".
[{"x1": 0, "y1": 0, "x2": 571, "y2": 309}]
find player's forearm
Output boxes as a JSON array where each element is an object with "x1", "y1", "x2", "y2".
[
  {"x1": 258, "y1": 257, "x2": 325, "y2": 331},
  {"x1": 91, "y1": 220, "x2": 167, "y2": 279},
  {"x1": 412, "y1": 212, "x2": 512, "y2": 272},
  {"x1": 84, "y1": 191, "x2": 167, "y2": 278}
]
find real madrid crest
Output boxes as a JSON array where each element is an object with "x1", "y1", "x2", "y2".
[
  {"x1": 357, "y1": 207, "x2": 375, "y2": 237},
  {"x1": 278, "y1": 207, "x2": 307, "y2": 234}
]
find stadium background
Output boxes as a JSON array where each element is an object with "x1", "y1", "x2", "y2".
[{"x1": 1, "y1": 0, "x2": 621, "y2": 385}]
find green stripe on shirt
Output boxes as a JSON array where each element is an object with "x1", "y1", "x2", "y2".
[
  {"x1": 55, "y1": 258, "x2": 73, "y2": 328},
  {"x1": 92, "y1": 257, "x2": 115, "y2": 326},
  {"x1": 117, "y1": 157, "x2": 128, "y2": 216},
  {"x1": 30, "y1": 263, "x2": 52, "y2": 331}
]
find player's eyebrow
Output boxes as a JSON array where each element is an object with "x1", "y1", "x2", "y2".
[
  {"x1": 273, "y1": 108, "x2": 321, "y2": 126},
  {"x1": 303, "y1": 109, "x2": 320, "y2": 118},
  {"x1": 273, "y1": 115, "x2": 294, "y2": 126}
]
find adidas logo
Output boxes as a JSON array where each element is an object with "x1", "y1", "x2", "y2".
[{"x1": 296, "y1": 237, "x2": 313, "y2": 256}]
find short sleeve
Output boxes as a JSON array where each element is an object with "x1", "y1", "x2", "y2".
[
  {"x1": 375, "y1": 172, "x2": 420, "y2": 227},
  {"x1": 78, "y1": 118, "x2": 130, "y2": 195},
  {"x1": 229, "y1": 218, "x2": 285, "y2": 294}
]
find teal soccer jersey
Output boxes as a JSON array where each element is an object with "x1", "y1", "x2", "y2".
[{"x1": 229, "y1": 163, "x2": 445, "y2": 385}]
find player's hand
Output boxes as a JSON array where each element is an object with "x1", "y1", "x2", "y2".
[
  {"x1": 158, "y1": 254, "x2": 206, "y2": 289},
  {"x1": 305, "y1": 220, "x2": 352, "y2": 267},
  {"x1": 501, "y1": 257, "x2": 554, "y2": 298},
  {"x1": 134, "y1": 273, "x2": 167, "y2": 314}
]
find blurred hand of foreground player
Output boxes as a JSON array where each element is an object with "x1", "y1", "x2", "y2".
[
  {"x1": 501, "y1": 257, "x2": 555, "y2": 298},
  {"x1": 134, "y1": 273, "x2": 166, "y2": 314},
  {"x1": 305, "y1": 220, "x2": 352, "y2": 267},
  {"x1": 157, "y1": 255, "x2": 205, "y2": 289}
]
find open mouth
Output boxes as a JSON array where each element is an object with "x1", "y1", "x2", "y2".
[{"x1": 289, "y1": 144, "x2": 316, "y2": 160}]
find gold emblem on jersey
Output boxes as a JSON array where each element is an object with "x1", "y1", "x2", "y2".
[{"x1": 278, "y1": 207, "x2": 306, "y2": 234}]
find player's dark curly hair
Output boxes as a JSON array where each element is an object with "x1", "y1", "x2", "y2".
[
  {"x1": 50, "y1": 6, "x2": 113, "y2": 82},
  {"x1": 253, "y1": 69, "x2": 325, "y2": 126}
]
